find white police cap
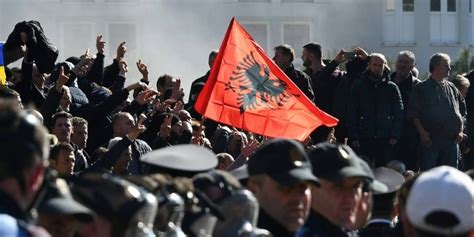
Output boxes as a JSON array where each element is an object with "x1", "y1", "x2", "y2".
[{"x1": 141, "y1": 144, "x2": 218, "y2": 172}]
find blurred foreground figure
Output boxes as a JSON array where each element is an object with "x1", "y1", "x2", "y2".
[
  {"x1": 0, "y1": 99, "x2": 50, "y2": 236},
  {"x1": 193, "y1": 170, "x2": 271, "y2": 237},
  {"x1": 71, "y1": 173, "x2": 157, "y2": 237}
]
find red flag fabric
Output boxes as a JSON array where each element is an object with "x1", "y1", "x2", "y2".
[{"x1": 195, "y1": 18, "x2": 338, "y2": 141}]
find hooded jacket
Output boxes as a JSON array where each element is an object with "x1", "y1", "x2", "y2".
[{"x1": 348, "y1": 70, "x2": 404, "y2": 140}]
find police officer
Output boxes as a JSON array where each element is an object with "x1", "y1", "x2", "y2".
[
  {"x1": 193, "y1": 170, "x2": 271, "y2": 237},
  {"x1": 247, "y1": 139, "x2": 319, "y2": 237},
  {"x1": 358, "y1": 167, "x2": 405, "y2": 237},
  {"x1": 0, "y1": 99, "x2": 50, "y2": 236},
  {"x1": 71, "y1": 173, "x2": 157, "y2": 237},
  {"x1": 298, "y1": 142, "x2": 387, "y2": 237},
  {"x1": 140, "y1": 144, "x2": 219, "y2": 236}
]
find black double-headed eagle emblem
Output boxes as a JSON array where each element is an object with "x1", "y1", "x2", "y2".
[{"x1": 225, "y1": 52, "x2": 292, "y2": 113}]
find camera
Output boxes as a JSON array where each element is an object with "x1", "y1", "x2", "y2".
[{"x1": 344, "y1": 51, "x2": 357, "y2": 60}]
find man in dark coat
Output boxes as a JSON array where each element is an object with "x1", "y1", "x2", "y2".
[
  {"x1": 390, "y1": 51, "x2": 421, "y2": 170},
  {"x1": 348, "y1": 53, "x2": 404, "y2": 167},
  {"x1": 273, "y1": 44, "x2": 314, "y2": 101}
]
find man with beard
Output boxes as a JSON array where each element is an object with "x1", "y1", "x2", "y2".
[
  {"x1": 273, "y1": 44, "x2": 314, "y2": 101},
  {"x1": 111, "y1": 112, "x2": 151, "y2": 174},
  {"x1": 348, "y1": 53, "x2": 403, "y2": 167},
  {"x1": 247, "y1": 139, "x2": 319, "y2": 237},
  {"x1": 301, "y1": 43, "x2": 348, "y2": 143},
  {"x1": 390, "y1": 51, "x2": 421, "y2": 170}
]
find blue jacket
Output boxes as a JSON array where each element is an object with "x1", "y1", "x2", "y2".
[{"x1": 348, "y1": 70, "x2": 404, "y2": 140}]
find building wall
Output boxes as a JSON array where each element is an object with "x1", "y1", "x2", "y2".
[{"x1": 1, "y1": 0, "x2": 472, "y2": 93}]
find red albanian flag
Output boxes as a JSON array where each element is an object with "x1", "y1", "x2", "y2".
[{"x1": 195, "y1": 18, "x2": 338, "y2": 141}]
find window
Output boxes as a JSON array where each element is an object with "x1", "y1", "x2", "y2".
[
  {"x1": 241, "y1": 23, "x2": 268, "y2": 52},
  {"x1": 238, "y1": 0, "x2": 271, "y2": 3},
  {"x1": 62, "y1": 23, "x2": 93, "y2": 59},
  {"x1": 383, "y1": 0, "x2": 415, "y2": 44},
  {"x1": 281, "y1": 0, "x2": 314, "y2": 3},
  {"x1": 108, "y1": 23, "x2": 137, "y2": 59},
  {"x1": 430, "y1": 0, "x2": 458, "y2": 44},
  {"x1": 447, "y1": 0, "x2": 456, "y2": 11},
  {"x1": 386, "y1": 0, "x2": 395, "y2": 11},
  {"x1": 105, "y1": 0, "x2": 139, "y2": 2},
  {"x1": 282, "y1": 23, "x2": 310, "y2": 65},
  {"x1": 403, "y1": 0, "x2": 414, "y2": 11},
  {"x1": 431, "y1": 0, "x2": 441, "y2": 11},
  {"x1": 61, "y1": 0, "x2": 94, "y2": 2},
  {"x1": 471, "y1": 0, "x2": 474, "y2": 44}
]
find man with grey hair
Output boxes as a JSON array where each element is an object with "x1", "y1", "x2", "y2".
[
  {"x1": 348, "y1": 53, "x2": 404, "y2": 167},
  {"x1": 391, "y1": 51, "x2": 421, "y2": 170},
  {"x1": 273, "y1": 44, "x2": 314, "y2": 101},
  {"x1": 407, "y1": 53, "x2": 466, "y2": 170}
]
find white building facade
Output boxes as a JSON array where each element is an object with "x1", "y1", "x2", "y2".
[{"x1": 1, "y1": 0, "x2": 473, "y2": 88}]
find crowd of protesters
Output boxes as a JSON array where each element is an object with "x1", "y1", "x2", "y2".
[{"x1": 0, "y1": 20, "x2": 473, "y2": 237}]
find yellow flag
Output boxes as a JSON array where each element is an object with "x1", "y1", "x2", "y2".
[{"x1": 0, "y1": 43, "x2": 6, "y2": 86}]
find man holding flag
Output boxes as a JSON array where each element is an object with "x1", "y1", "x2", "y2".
[{"x1": 194, "y1": 18, "x2": 338, "y2": 142}]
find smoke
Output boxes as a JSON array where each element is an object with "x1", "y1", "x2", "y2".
[
  {"x1": 2, "y1": 0, "x2": 465, "y2": 89},
  {"x1": 0, "y1": 0, "x2": 233, "y2": 98}
]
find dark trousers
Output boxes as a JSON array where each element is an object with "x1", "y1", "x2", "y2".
[
  {"x1": 392, "y1": 123, "x2": 419, "y2": 170},
  {"x1": 355, "y1": 138, "x2": 394, "y2": 168}
]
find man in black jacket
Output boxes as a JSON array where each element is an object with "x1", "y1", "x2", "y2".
[
  {"x1": 390, "y1": 51, "x2": 421, "y2": 170},
  {"x1": 273, "y1": 44, "x2": 314, "y2": 101},
  {"x1": 348, "y1": 53, "x2": 403, "y2": 167},
  {"x1": 188, "y1": 50, "x2": 218, "y2": 101},
  {"x1": 302, "y1": 43, "x2": 347, "y2": 143}
]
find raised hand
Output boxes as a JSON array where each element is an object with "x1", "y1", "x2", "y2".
[
  {"x1": 334, "y1": 49, "x2": 346, "y2": 64},
  {"x1": 73, "y1": 50, "x2": 95, "y2": 77},
  {"x1": 354, "y1": 47, "x2": 369, "y2": 60},
  {"x1": 116, "y1": 41, "x2": 126, "y2": 60},
  {"x1": 136, "y1": 59, "x2": 149, "y2": 82},
  {"x1": 170, "y1": 78, "x2": 182, "y2": 100},
  {"x1": 96, "y1": 35, "x2": 106, "y2": 54},
  {"x1": 128, "y1": 113, "x2": 147, "y2": 140},
  {"x1": 55, "y1": 66, "x2": 70, "y2": 92},
  {"x1": 171, "y1": 101, "x2": 184, "y2": 115},
  {"x1": 135, "y1": 89, "x2": 159, "y2": 105},
  {"x1": 119, "y1": 60, "x2": 128, "y2": 75},
  {"x1": 125, "y1": 81, "x2": 148, "y2": 92},
  {"x1": 240, "y1": 139, "x2": 260, "y2": 158},
  {"x1": 159, "y1": 115, "x2": 172, "y2": 139},
  {"x1": 327, "y1": 127, "x2": 337, "y2": 144}
]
